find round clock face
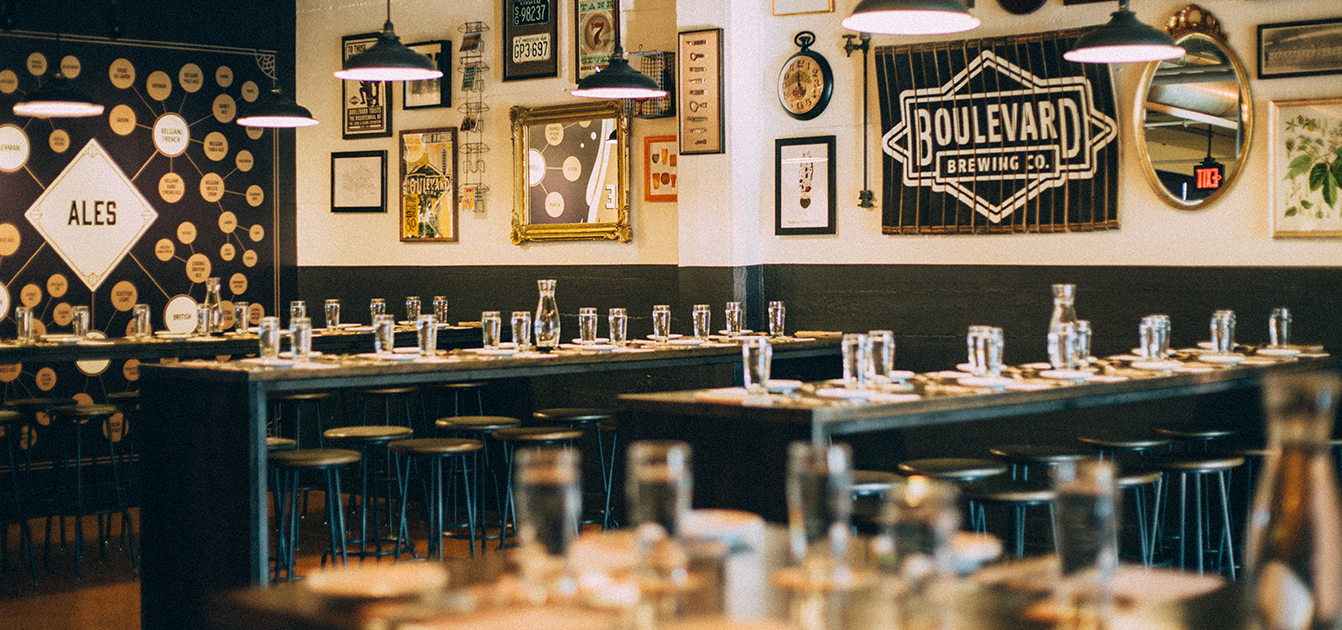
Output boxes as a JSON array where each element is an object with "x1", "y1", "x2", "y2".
[{"x1": 779, "y1": 53, "x2": 832, "y2": 121}]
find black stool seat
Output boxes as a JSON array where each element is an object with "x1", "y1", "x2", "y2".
[
  {"x1": 597, "y1": 418, "x2": 617, "y2": 432},
  {"x1": 271, "y1": 392, "x2": 331, "y2": 401},
  {"x1": 50, "y1": 404, "x2": 120, "y2": 418},
  {"x1": 897, "y1": 458, "x2": 1007, "y2": 481},
  {"x1": 1154, "y1": 425, "x2": 1237, "y2": 440},
  {"x1": 852, "y1": 470, "x2": 903, "y2": 494},
  {"x1": 266, "y1": 437, "x2": 297, "y2": 452},
  {"x1": 494, "y1": 426, "x2": 583, "y2": 443},
  {"x1": 988, "y1": 444, "x2": 1093, "y2": 465},
  {"x1": 105, "y1": 391, "x2": 139, "y2": 404},
  {"x1": 323, "y1": 425, "x2": 414, "y2": 443},
  {"x1": 1149, "y1": 454, "x2": 1245, "y2": 472},
  {"x1": 0, "y1": 409, "x2": 22, "y2": 426},
  {"x1": 434, "y1": 382, "x2": 486, "y2": 390},
  {"x1": 437, "y1": 416, "x2": 521, "y2": 432},
  {"x1": 1077, "y1": 432, "x2": 1172, "y2": 451},
  {"x1": 364, "y1": 386, "x2": 417, "y2": 396},
  {"x1": 960, "y1": 478, "x2": 1057, "y2": 504},
  {"x1": 5, "y1": 397, "x2": 71, "y2": 412},
  {"x1": 388, "y1": 437, "x2": 483, "y2": 457},
  {"x1": 532, "y1": 408, "x2": 616, "y2": 426},
  {"x1": 269, "y1": 448, "x2": 360, "y2": 469},
  {"x1": 268, "y1": 448, "x2": 358, "y2": 580},
  {"x1": 1117, "y1": 469, "x2": 1162, "y2": 488}
]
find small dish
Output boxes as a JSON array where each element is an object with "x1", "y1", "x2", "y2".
[
  {"x1": 1085, "y1": 375, "x2": 1129, "y2": 383},
  {"x1": 1021, "y1": 362, "x2": 1055, "y2": 370},
  {"x1": 927, "y1": 370, "x2": 975, "y2": 380},
  {"x1": 1107, "y1": 354, "x2": 1144, "y2": 362},
  {"x1": 356, "y1": 352, "x2": 420, "y2": 361},
  {"x1": 766, "y1": 379, "x2": 803, "y2": 393},
  {"x1": 717, "y1": 330, "x2": 753, "y2": 336},
  {"x1": 559, "y1": 343, "x2": 617, "y2": 352},
  {"x1": 393, "y1": 347, "x2": 420, "y2": 354},
  {"x1": 1130, "y1": 360, "x2": 1182, "y2": 372},
  {"x1": 1199, "y1": 353, "x2": 1245, "y2": 365},
  {"x1": 571, "y1": 337, "x2": 610, "y2": 344},
  {"x1": 1004, "y1": 381, "x2": 1054, "y2": 392},
  {"x1": 42, "y1": 334, "x2": 84, "y2": 344},
  {"x1": 958, "y1": 376, "x2": 1016, "y2": 389},
  {"x1": 1256, "y1": 347, "x2": 1301, "y2": 358},
  {"x1": 153, "y1": 331, "x2": 194, "y2": 340},
  {"x1": 668, "y1": 338, "x2": 706, "y2": 346},
  {"x1": 279, "y1": 351, "x2": 323, "y2": 359},
  {"x1": 813, "y1": 387, "x2": 870, "y2": 400},
  {"x1": 471, "y1": 347, "x2": 517, "y2": 357},
  {"x1": 241, "y1": 358, "x2": 297, "y2": 367},
  {"x1": 647, "y1": 333, "x2": 684, "y2": 340},
  {"x1": 1038, "y1": 369, "x2": 1091, "y2": 381}
]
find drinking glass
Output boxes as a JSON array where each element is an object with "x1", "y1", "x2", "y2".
[
  {"x1": 724, "y1": 302, "x2": 743, "y2": 337},
  {"x1": 768, "y1": 301, "x2": 786, "y2": 337},
  {"x1": 1052, "y1": 459, "x2": 1118, "y2": 627},
  {"x1": 692, "y1": 304, "x2": 711, "y2": 340},
  {"x1": 880, "y1": 476, "x2": 960, "y2": 585},
  {"x1": 195, "y1": 305, "x2": 211, "y2": 336},
  {"x1": 481, "y1": 311, "x2": 502, "y2": 348},
  {"x1": 1210, "y1": 310, "x2": 1236, "y2": 354},
  {"x1": 15, "y1": 306, "x2": 33, "y2": 344},
  {"x1": 966, "y1": 326, "x2": 1004, "y2": 377},
  {"x1": 369, "y1": 298, "x2": 386, "y2": 323},
  {"x1": 405, "y1": 296, "x2": 421, "y2": 322},
  {"x1": 786, "y1": 442, "x2": 852, "y2": 581},
  {"x1": 289, "y1": 300, "x2": 306, "y2": 324},
  {"x1": 652, "y1": 305, "x2": 671, "y2": 343},
  {"x1": 1139, "y1": 317, "x2": 1161, "y2": 359},
  {"x1": 324, "y1": 299, "x2": 341, "y2": 330},
  {"x1": 231, "y1": 302, "x2": 249, "y2": 334},
  {"x1": 432, "y1": 296, "x2": 449, "y2": 324},
  {"x1": 72, "y1": 305, "x2": 90, "y2": 338},
  {"x1": 1152, "y1": 314, "x2": 1171, "y2": 358},
  {"x1": 842, "y1": 333, "x2": 869, "y2": 389},
  {"x1": 1048, "y1": 321, "x2": 1080, "y2": 370},
  {"x1": 628, "y1": 441, "x2": 694, "y2": 608},
  {"x1": 578, "y1": 307, "x2": 598, "y2": 344},
  {"x1": 1269, "y1": 307, "x2": 1291, "y2": 348},
  {"x1": 373, "y1": 314, "x2": 396, "y2": 354},
  {"x1": 866, "y1": 330, "x2": 895, "y2": 385},
  {"x1": 257, "y1": 316, "x2": 281, "y2": 360},
  {"x1": 608, "y1": 308, "x2": 627, "y2": 346},
  {"x1": 290, "y1": 317, "x2": 312, "y2": 361},
  {"x1": 514, "y1": 447, "x2": 581, "y2": 602},
  {"x1": 1075, "y1": 320, "x2": 1092, "y2": 366},
  {"x1": 511, "y1": 311, "x2": 532, "y2": 350},
  {"x1": 416, "y1": 314, "x2": 437, "y2": 356},
  {"x1": 132, "y1": 304, "x2": 152, "y2": 339},
  {"x1": 742, "y1": 336, "x2": 773, "y2": 394}
]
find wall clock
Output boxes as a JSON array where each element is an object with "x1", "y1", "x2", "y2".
[{"x1": 778, "y1": 31, "x2": 833, "y2": 121}]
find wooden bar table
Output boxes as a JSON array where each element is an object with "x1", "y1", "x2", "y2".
[{"x1": 136, "y1": 337, "x2": 839, "y2": 630}]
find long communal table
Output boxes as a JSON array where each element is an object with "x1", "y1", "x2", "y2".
[{"x1": 135, "y1": 337, "x2": 840, "y2": 630}]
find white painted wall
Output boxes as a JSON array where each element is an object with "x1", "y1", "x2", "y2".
[{"x1": 296, "y1": 0, "x2": 1342, "y2": 268}]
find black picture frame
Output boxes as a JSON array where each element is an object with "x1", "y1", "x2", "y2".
[
  {"x1": 341, "y1": 33, "x2": 393, "y2": 139},
  {"x1": 1258, "y1": 17, "x2": 1342, "y2": 79},
  {"x1": 775, "y1": 135, "x2": 836, "y2": 236},
  {"x1": 330, "y1": 150, "x2": 387, "y2": 213},
  {"x1": 403, "y1": 40, "x2": 452, "y2": 109},
  {"x1": 503, "y1": 0, "x2": 559, "y2": 81}
]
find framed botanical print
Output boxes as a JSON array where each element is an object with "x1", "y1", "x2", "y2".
[
  {"x1": 575, "y1": 0, "x2": 618, "y2": 80},
  {"x1": 510, "y1": 101, "x2": 630, "y2": 243},
  {"x1": 399, "y1": 128, "x2": 459, "y2": 241},
  {"x1": 503, "y1": 0, "x2": 559, "y2": 81},
  {"x1": 331, "y1": 150, "x2": 386, "y2": 213},
  {"x1": 403, "y1": 40, "x2": 452, "y2": 109},
  {"x1": 341, "y1": 33, "x2": 392, "y2": 139},
  {"x1": 1270, "y1": 98, "x2": 1342, "y2": 237},
  {"x1": 775, "y1": 136, "x2": 836, "y2": 235}
]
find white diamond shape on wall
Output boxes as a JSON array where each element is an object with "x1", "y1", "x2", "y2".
[{"x1": 25, "y1": 139, "x2": 158, "y2": 292}]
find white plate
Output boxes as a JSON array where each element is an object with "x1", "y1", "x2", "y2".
[
  {"x1": 718, "y1": 330, "x2": 753, "y2": 336},
  {"x1": 241, "y1": 358, "x2": 297, "y2": 367},
  {"x1": 1175, "y1": 365, "x2": 1215, "y2": 373},
  {"x1": 1021, "y1": 362, "x2": 1055, "y2": 370},
  {"x1": 1256, "y1": 347, "x2": 1301, "y2": 358},
  {"x1": 393, "y1": 347, "x2": 421, "y2": 354},
  {"x1": 1108, "y1": 354, "x2": 1145, "y2": 362},
  {"x1": 1197, "y1": 340, "x2": 1215, "y2": 350},
  {"x1": 41, "y1": 334, "x2": 84, "y2": 344},
  {"x1": 471, "y1": 347, "x2": 517, "y2": 357},
  {"x1": 876, "y1": 370, "x2": 916, "y2": 382},
  {"x1": 1038, "y1": 369, "x2": 1091, "y2": 381},
  {"x1": 958, "y1": 376, "x2": 1016, "y2": 388},
  {"x1": 153, "y1": 331, "x2": 194, "y2": 340},
  {"x1": 1004, "y1": 381, "x2": 1054, "y2": 392},
  {"x1": 647, "y1": 333, "x2": 684, "y2": 340},
  {"x1": 927, "y1": 370, "x2": 974, "y2": 380},
  {"x1": 356, "y1": 352, "x2": 420, "y2": 361},
  {"x1": 668, "y1": 338, "x2": 706, "y2": 346},
  {"x1": 559, "y1": 343, "x2": 617, "y2": 352},
  {"x1": 1199, "y1": 353, "x2": 1245, "y2": 364},
  {"x1": 813, "y1": 387, "x2": 871, "y2": 400},
  {"x1": 766, "y1": 379, "x2": 804, "y2": 393},
  {"x1": 347, "y1": 325, "x2": 376, "y2": 332},
  {"x1": 572, "y1": 337, "x2": 610, "y2": 344},
  {"x1": 1131, "y1": 360, "x2": 1182, "y2": 372},
  {"x1": 1085, "y1": 375, "x2": 1129, "y2": 383},
  {"x1": 279, "y1": 351, "x2": 323, "y2": 358}
]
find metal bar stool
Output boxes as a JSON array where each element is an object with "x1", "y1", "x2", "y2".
[
  {"x1": 48, "y1": 404, "x2": 137, "y2": 577},
  {"x1": 984, "y1": 445, "x2": 1093, "y2": 558},
  {"x1": 268, "y1": 448, "x2": 359, "y2": 581},
  {"x1": 0, "y1": 409, "x2": 36, "y2": 583},
  {"x1": 1149, "y1": 453, "x2": 1244, "y2": 577},
  {"x1": 388, "y1": 438, "x2": 484, "y2": 559},
  {"x1": 362, "y1": 387, "x2": 420, "y2": 435},
  {"x1": 959, "y1": 477, "x2": 1057, "y2": 558},
  {"x1": 435, "y1": 415, "x2": 522, "y2": 553},
  {"x1": 428, "y1": 382, "x2": 486, "y2": 418},
  {"x1": 269, "y1": 392, "x2": 331, "y2": 449},
  {"x1": 322, "y1": 425, "x2": 415, "y2": 559},
  {"x1": 896, "y1": 458, "x2": 1008, "y2": 533},
  {"x1": 104, "y1": 391, "x2": 139, "y2": 495},
  {"x1": 1076, "y1": 431, "x2": 1172, "y2": 568},
  {"x1": 596, "y1": 417, "x2": 619, "y2": 530},
  {"x1": 493, "y1": 426, "x2": 582, "y2": 550},
  {"x1": 532, "y1": 408, "x2": 615, "y2": 527}
]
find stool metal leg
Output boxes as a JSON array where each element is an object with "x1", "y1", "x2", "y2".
[{"x1": 1217, "y1": 471, "x2": 1236, "y2": 580}]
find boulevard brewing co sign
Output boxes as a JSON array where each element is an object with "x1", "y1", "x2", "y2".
[{"x1": 876, "y1": 30, "x2": 1120, "y2": 234}]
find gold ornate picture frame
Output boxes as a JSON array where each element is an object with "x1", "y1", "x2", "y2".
[{"x1": 510, "y1": 101, "x2": 630, "y2": 244}]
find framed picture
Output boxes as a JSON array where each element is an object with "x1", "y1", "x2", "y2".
[
  {"x1": 330, "y1": 150, "x2": 386, "y2": 213},
  {"x1": 1270, "y1": 99, "x2": 1342, "y2": 237},
  {"x1": 1258, "y1": 18, "x2": 1342, "y2": 79},
  {"x1": 503, "y1": 0, "x2": 559, "y2": 81},
  {"x1": 775, "y1": 136, "x2": 835, "y2": 236},
  {"x1": 399, "y1": 128, "x2": 459, "y2": 242},
  {"x1": 510, "y1": 101, "x2": 630, "y2": 243},
  {"x1": 403, "y1": 40, "x2": 452, "y2": 109},
  {"x1": 678, "y1": 28, "x2": 724, "y2": 155},
  {"x1": 576, "y1": 0, "x2": 618, "y2": 81},
  {"x1": 341, "y1": 33, "x2": 392, "y2": 139},
  {"x1": 644, "y1": 135, "x2": 678, "y2": 202},
  {"x1": 772, "y1": 0, "x2": 832, "y2": 16}
]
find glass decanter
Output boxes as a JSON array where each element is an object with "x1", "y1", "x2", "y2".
[
  {"x1": 203, "y1": 277, "x2": 224, "y2": 334},
  {"x1": 534, "y1": 279, "x2": 560, "y2": 351},
  {"x1": 1245, "y1": 372, "x2": 1342, "y2": 630},
  {"x1": 1049, "y1": 283, "x2": 1078, "y2": 331}
]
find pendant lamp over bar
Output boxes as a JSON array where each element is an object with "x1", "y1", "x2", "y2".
[
  {"x1": 334, "y1": 0, "x2": 442, "y2": 82},
  {"x1": 237, "y1": 88, "x2": 318, "y2": 128},
  {"x1": 1064, "y1": 0, "x2": 1183, "y2": 64},
  {"x1": 13, "y1": 73, "x2": 104, "y2": 118},
  {"x1": 841, "y1": 0, "x2": 980, "y2": 36}
]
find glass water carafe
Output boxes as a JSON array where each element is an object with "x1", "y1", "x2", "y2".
[
  {"x1": 534, "y1": 279, "x2": 560, "y2": 350},
  {"x1": 1049, "y1": 283, "x2": 1078, "y2": 331},
  {"x1": 203, "y1": 277, "x2": 223, "y2": 334},
  {"x1": 1245, "y1": 372, "x2": 1342, "y2": 630}
]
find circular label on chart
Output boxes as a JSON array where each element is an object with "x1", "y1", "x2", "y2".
[
  {"x1": 545, "y1": 191, "x2": 565, "y2": 218},
  {"x1": 545, "y1": 123, "x2": 565, "y2": 146},
  {"x1": 248, "y1": 224, "x2": 264, "y2": 242},
  {"x1": 203, "y1": 132, "x2": 228, "y2": 161},
  {"x1": 109, "y1": 58, "x2": 136, "y2": 89},
  {"x1": 76, "y1": 332, "x2": 110, "y2": 376},
  {"x1": 185, "y1": 253, "x2": 211, "y2": 283},
  {"x1": 52, "y1": 302, "x2": 72, "y2": 326},
  {"x1": 60, "y1": 55, "x2": 81, "y2": 79},
  {"x1": 154, "y1": 238, "x2": 175, "y2": 261},
  {"x1": 528, "y1": 150, "x2": 546, "y2": 186},
  {"x1": 247, "y1": 303, "x2": 263, "y2": 325},
  {"x1": 73, "y1": 393, "x2": 94, "y2": 406},
  {"x1": 229, "y1": 273, "x2": 247, "y2": 294},
  {"x1": 46, "y1": 274, "x2": 67, "y2": 298},
  {"x1": 243, "y1": 250, "x2": 257, "y2": 268},
  {"x1": 153, "y1": 113, "x2": 190, "y2": 157},
  {"x1": 0, "y1": 70, "x2": 16, "y2": 94},
  {"x1": 109, "y1": 104, "x2": 136, "y2": 136},
  {"x1": 19, "y1": 284, "x2": 40, "y2": 307},
  {"x1": 123, "y1": 359, "x2": 140, "y2": 381},
  {"x1": 146, "y1": 70, "x2": 172, "y2": 101},
  {"x1": 159, "y1": 172, "x2": 185, "y2": 203},
  {"x1": 179, "y1": 63, "x2": 203, "y2": 93},
  {"x1": 177, "y1": 221, "x2": 197, "y2": 244},
  {"x1": 220, "y1": 301, "x2": 235, "y2": 329},
  {"x1": 212, "y1": 94, "x2": 236, "y2": 123},
  {"x1": 104, "y1": 412, "x2": 126, "y2": 442},
  {"x1": 110, "y1": 280, "x2": 137, "y2": 311},
  {"x1": 0, "y1": 284, "x2": 10, "y2": 322},
  {"x1": 562, "y1": 156, "x2": 582, "y2": 182},
  {"x1": 30, "y1": 321, "x2": 46, "y2": 339},
  {"x1": 34, "y1": 367, "x2": 55, "y2": 392},
  {"x1": 220, "y1": 242, "x2": 235, "y2": 261},
  {"x1": 199, "y1": 172, "x2": 225, "y2": 202},
  {"x1": 241, "y1": 80, "x2": 259, "y2": 102},
  {"x1": 164, "y1": 295, "x2": 199, "y2": 333},
  {"x1": 245, "y1": 185, "x2": 264, "y2": 207},
  {"x1": 235, "y1": 150, "x2": 254, "y2": 172},
  {"x1": 0, "y1": 125, "x2": 30, "y2": 173},
  {"x1": 0, "y1": 364, "x2": 19, "y2": 383},
  {"x1": 246, "y1": 126, "x2": 263, "y2": 140},
  {"x1": 0, "y1": 223, "x2": 19, "y2": 256},
  {"x1": 215, "y1": 65, "x2": 233, "y2": 87},
  {"x1": 218, "y1": 212, "x2": 237, "y2": 233},
  {"x1": 48, "y1": 129, "x2": 69, "y2": 153},
  {"x1": 26, "y1": 53, "x2": 46, "y2": 76}
]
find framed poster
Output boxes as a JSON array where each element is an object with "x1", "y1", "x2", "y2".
[
  {"x1": 576, "y1": 0, "x2": 618, "y2": 80},
  {"x1": 503, "y1": 0, "x2": 559, "y2": 81},
  {"x1": 772, "y1": 0, "x2": 832, "y2": 16},
  {"x1": 510, "y1": 101, "x2": 630, "y2": 243},
  {"x1": 331, "y1": 150, "x2": 387, "y2": 213},
  {"x1": 1269, "y1": 98, "x2": 1342, "y2": 237},
  {"x1": 341, "y1": 33, "x2": 392, "y2": 139},
  {"x1": 678, "y1": 28, "x2": 724, "y2": 155},
  {"x1": 775, "y1": 136, "x2": 835, "y2": 235},
  {"x1": 399, "y1": 128, "x2": 459, "y2": 242},
  {"x1": 403, "y1": 40, "x2": 452, "y2": 109},
  {"x1": 644, "y1": 135, "x2": 678, "y2": 202},
  {"x1": 1258, "y1": 18, "x2": 1342, "y2": 79}
]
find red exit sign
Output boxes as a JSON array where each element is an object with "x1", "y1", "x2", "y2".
[{"x1": 1195, "y1": 164, "x2": 1223, "y2": 190}]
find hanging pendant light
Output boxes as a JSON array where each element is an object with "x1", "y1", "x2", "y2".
[
  {"x1": 334, "y1": 0, "x2": 442, "y2": 82},
  {"x1": 572, "y1": 44, "x2": 666, "y2": 99},
  {"x1": 1065, "y1": 0, "x2": 1183, "y2": 64},
  {"x1": 841, "y1": 0, "x2": 980, "y2": 36},
  {"x1": 13, "y1": 73, "x2": 104, "y2": 118},
  {"x1": 237, "y1": 88, "x2": 318, "y2": 128}
]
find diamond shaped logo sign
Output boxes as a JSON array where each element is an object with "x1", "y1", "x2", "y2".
[{"x1": 25, "y1": 139, "x2": 158, "y2": 292}]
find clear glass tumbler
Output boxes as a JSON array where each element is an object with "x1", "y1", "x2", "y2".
[
  {"x1": 866, "y1": 329, "x2": 895, "y2": 384},
  {"x1": 880, "y1": 476, "x2": 960, "y2": 586},
  {"x1": 481, "y1": 311, "x2": 502, "y2": 348},
  {"x1": 1048, "y1": 322, "x2": 1080, "y2": 370},
  {"x1": 786, "y1": 441, "x2": 852, "y2": 583},
  {"x1": 257, "y1": 316, "x2": 281, "y2": 360},
  {"x1": 195, "y1": 305, "x2": 211, "y2": 336},
  {"x1": 742, "y1": 336, "x2": 773, "y2": 394},
  {"x1": 842, "y1": 333, "x2": 869, "y2": 389},
  {"x1": 289, "y1": 300, "x2": 306, "y2": 324},
  {"x1": 405, "y1": 296, "x2": 421, "y2": 322},
  {"x1": 324, "y1": 299, "x2": 341, "y2": 330},
  {"x1": 369, "y1": 298, "x2": 386, "y2": 323},
  {"x1": 515, "y1": 447, "x2": 582, "y2": 602},
  {"x1": 1211, "y1": 310, "x2": 1236, "y2": 354},
  {"x1": 72, "y1": 305, "x2": 90, "y2": 338},
  {"x1": 132, "y1": 304, "x2": 152, "y2": 339},
  {"x1": 692, "y1": 304, "x2": 711, "y2": 340},
  {"x1": 652, "y1": 305, "x2": 671, "y2": 343},
  {"x1": 1139, "y1": 317, "x2": 1161, "y2": 359},
  {"x1": 290, "y1": 317, "x2": 312, "y2": 361},
  {"x1": 608, "y1": 308, "x2": 627, "y2": 346},
  {"x1": 724, "y1": 302, "x2": 743, "y2": 337},
  {"x1": 15, "y1": 306, "x2": 33, "y2": 343},
  {"x1": 1052, "y1": 459, "x2": 1118, "y2": 627},
  {"x1": 511, "y1": 311, "x2": 532, "y2": 350},
  {"x1": 628, "y1": 441, "x2": 694, "y2": 606},
  {"x1": 234, "y1": 302, "x2": 251, "y2": 333},
  {"x1": 768, "y1": 301, "x2": 786, "y2": 337},
  {"x1": 1269, "y1": 307, "x2": 1292, "y2": 348},
  {"x1": 578, "y1": 307, "x2": 598, "y2": 344},
  {"x1": 416, "y1": 314, "x2": 437, "y2": 356},
  {"x1": 433, "y1": 296, "x2": 449, "y2": 324},
  {"x1": 373, "y1": 313, "x2": 396, "y2": 354},
  {"x1": 1075, "y1": 320, "x2": 1092, "y2": 366},
  {"x1": 966, "y1": 326, "x2": 1004, "y2": 376}
]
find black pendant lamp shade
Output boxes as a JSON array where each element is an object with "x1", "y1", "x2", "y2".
[
  {"x1": 236, "y1": 88, "x2": 318, "y2": 128},
  {"x1": 334, "y1": 0, "x2": 442, "y2": 82},
  {"x1": 1064, "y1": 0, "x2": 1184, "y2": 64},
  {"x1": 572, "y1": 45, "x2": 666, "y2": 99},
  {"x1": 12, "y1": 72, "x2": 104, "y2": 118},
  {"x1": 841, "y1": 0, "x2": 980, "y2": 36}
]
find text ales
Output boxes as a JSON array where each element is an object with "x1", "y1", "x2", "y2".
[{"x1": 68, "y1": 200, "x2": 118, "y2": 225}]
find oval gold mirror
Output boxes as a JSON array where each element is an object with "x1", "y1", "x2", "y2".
[{"x1": 1135, "y1": 5, "x2": 1253, "y2": 210}]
